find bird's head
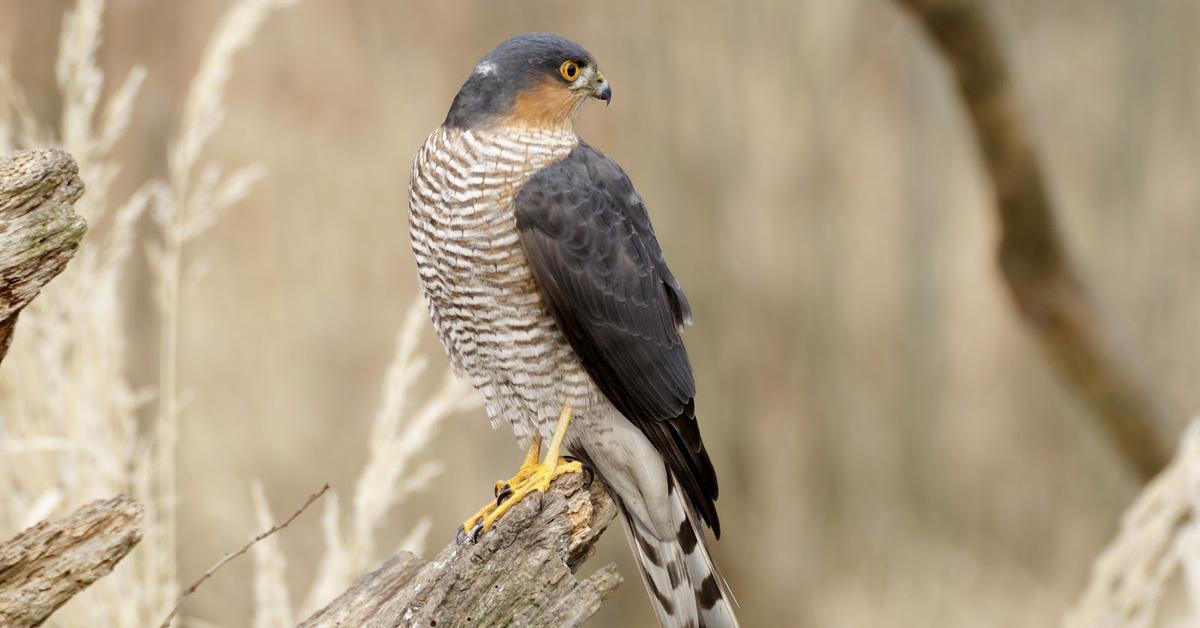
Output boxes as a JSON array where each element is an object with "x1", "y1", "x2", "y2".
[{"x1": 443, "y1": 33, "x2": 611, "y2": 132}]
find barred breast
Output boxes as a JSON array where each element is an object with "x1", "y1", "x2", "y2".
[{"x1": 407, "y1": 125, "x2": 603, "y2": 443}]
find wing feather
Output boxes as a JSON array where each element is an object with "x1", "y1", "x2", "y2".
[{"x1": 515, "y1": 143, "x2": 720, "y2": 535}]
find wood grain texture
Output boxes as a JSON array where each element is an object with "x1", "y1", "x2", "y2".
[
  {"x1": 0, "y1": 495, "x2": 143, "y2": 627},
  {"x1": 302, "y1": 474, "x2": 621, "y2": 628},
  {"x1": 0, "y1": 148, "x2": 86, "y2": 363}
]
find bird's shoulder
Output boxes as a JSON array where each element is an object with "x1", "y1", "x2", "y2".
[
  {"x1": 513, "y1": 139, "x2": 693, "y2": 332},
  {"x1": 516, "y1": 141, "x2": 643, "y2": 216}
]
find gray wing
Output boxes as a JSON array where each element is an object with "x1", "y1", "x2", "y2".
[{"x1": 514, "y1": 142, "x2": 720, "y2": 535}]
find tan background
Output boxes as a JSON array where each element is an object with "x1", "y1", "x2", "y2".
[{"x1": 2, "y1": 1, "x2": 1198, "y2": 626}]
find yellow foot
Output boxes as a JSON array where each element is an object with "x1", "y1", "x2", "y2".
[
  {"x1": 458, "y1": 456, "x2": 582, "y2": 543},
  {"x1": 457, "y1": 405, "x2": 581, "y2": 544}
]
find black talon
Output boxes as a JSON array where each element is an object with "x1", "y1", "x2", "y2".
[
  {"x1": 455, "y1": 521, "x2": 485, "y2": 545},
  {"x1": 562, "y1": 455, "x2": 595, "y2": 486},
  {"x1": 495, "y1": 484, "x2": 513, "y2": 505},
  {"x1": 581, "y1": 465, "x2": 595, "y2": 487}
]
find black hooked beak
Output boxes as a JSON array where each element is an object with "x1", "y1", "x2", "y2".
[{"x1": 590, "y1": 73, "x2": 611, "y2": 105}]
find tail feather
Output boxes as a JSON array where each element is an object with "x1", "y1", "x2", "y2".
[{"x1": 619, "y1": 478, "x2": 739, "y2": 628}]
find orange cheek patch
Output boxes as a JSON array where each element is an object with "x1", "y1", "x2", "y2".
[{"x1": 502, "y1": 78, "x2": 583, "y2": 129}]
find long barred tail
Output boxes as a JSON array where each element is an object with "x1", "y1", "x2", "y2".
[{"x1": 618, "y1": 478, "x2": 739, "y2": 628}]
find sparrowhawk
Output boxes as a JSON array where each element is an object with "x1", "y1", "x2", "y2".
[{"x1": 408, "y1": 33, "x2": 737, "y2": 628}]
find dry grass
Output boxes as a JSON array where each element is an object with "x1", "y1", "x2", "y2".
[
  {"x1": 298, "y1": 302, "x2": 478, "y2": 617},
  {"x1": 1066, "y1": 418, "x2": 1200, "y2": 628},
  {"x1": 250, "y1": 482, "x2": 296, "y2": 628},
  {"x1": 0, "y1": 1, "x2": 1197, "y2": 626},
  {"x1": 148, "y1": 0, "x2": 301, "y2": 618},
  {"x1": 1, "y1": 2, "x2": 154, "y2": 624},
  {"x1": 0, "y1": 0, "x2": 471, "y2": 625}
]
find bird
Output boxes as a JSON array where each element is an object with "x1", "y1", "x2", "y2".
[{"x1": 408, "y1": 33, "x2": 738, "y2": 628}]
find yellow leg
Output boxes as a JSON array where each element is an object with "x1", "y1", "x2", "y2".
[{"x1": 459, "y1": 405, "x2": 582, "y2": 543}]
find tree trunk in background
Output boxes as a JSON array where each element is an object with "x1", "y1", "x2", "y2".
[{"x1": 893, "y1": 0, "x2": 1173, "y2": 481}]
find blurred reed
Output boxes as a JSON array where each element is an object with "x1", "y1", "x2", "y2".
[{"x1": 0, "y1": 0, "x2": 1196, "y2": 626}]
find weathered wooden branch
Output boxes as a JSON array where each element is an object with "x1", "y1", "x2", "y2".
[
  {"x1": 302, "y1": 474, "x2": 621, "y2": 627},
  {"x1": 0, "y1": 495, "x2": 144, "y2": 627},
  {"x1": 0, "y1": 148, "x2": 86, "y2": 364},
  {"x1": 895, "y1": 0, "x2": 1172, "y2": 480}
]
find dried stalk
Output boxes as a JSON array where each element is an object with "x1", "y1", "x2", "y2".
[
  {"x1": 1066, "y1": 419, "x2": 1200, "y2": 627},
  {"x1": 159, "y1": 483, "x2": 329, "y2": 628}
]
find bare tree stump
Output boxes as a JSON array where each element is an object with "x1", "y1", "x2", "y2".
[
  {"x1": 0, "y1": 148, "x2": 86, "y2": 364},
  {"x1": 893, "y1": 0, "x2": 1173, "y2": 480},
  {"x1": 302, "y1": 474, "x2": 622, "y2": 627},
  {"x1": 0, "y1": 495, "x2": 144, "y2": 627}
]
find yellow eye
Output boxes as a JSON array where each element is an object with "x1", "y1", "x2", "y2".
[{"x1": 560, "y1": 60, "x2": 580, "y2": 81}]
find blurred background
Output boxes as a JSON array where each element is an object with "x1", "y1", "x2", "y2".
[{"x1": 1, "y1": 0, "x2": 1198, "y2": 626}]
